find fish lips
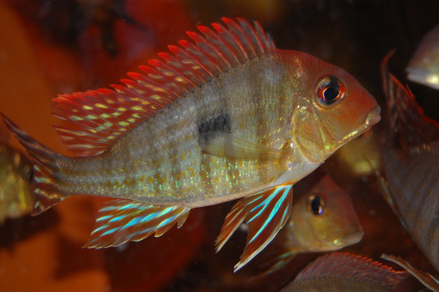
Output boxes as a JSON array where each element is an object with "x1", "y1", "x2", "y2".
[{"x1": 364, "y1": 105, "x2": 381, "y2": 127}]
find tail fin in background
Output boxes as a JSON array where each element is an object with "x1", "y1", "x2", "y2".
[{"x1": 1, "y1": 114, "x2": 68, "y2": 215}]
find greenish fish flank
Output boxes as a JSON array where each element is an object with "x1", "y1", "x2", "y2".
[
  {"x1": 381, "y1": 53, "x2": 439, "y2": 273},
  {"x1": 2, "y1": 17, "x2": 380, "y2": 270}
]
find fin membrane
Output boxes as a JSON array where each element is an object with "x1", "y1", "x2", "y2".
[
  {"x1": 293, "y1": 252, "x2": 409, "y2": 290},
  {"x1": 216, "y1": 184, "x2": 293, "y2": 271},
  {"x1": 1, "y1": 114, "x2": 66, "y2": 215},
  {"x1": 382, "y1": 52, "x2": 439, "y2": 152},
  {"x1": 85, "y1": 199, "x2": 190, "y2": 248},
  {"x1": 52, "y1": 17, "x2": 275, "y2": 157},
  {"x1": 201, "y1": 132, "x2": 290, "y2": 182},
  {"x1": 381, "y1": 254, "x2": 439, "y2": 291}
]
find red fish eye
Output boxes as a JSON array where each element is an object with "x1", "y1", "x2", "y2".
[{"x1": 316, "y1": 75, "x2": 345, "y2": 106}]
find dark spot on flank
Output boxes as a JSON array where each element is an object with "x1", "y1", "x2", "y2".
[{"x1": 198, "y1": 113, "x2": 231, "y2": 144}]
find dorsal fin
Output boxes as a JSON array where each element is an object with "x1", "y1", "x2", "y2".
[
  {"x1": 52, "y1": 17, "x2": 276, "y2": 156},
  {"x1": 294, "y1": 252, "x2": 409, "y2": 290},
  {"x1": 381, "y1": 52, "x2": 439, "y2": 153}
]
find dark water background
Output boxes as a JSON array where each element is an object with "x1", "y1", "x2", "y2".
[{"x1": 0, "y1": 0, "x2": 438, "y2": 291}]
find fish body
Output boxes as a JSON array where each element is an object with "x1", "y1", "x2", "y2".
[
  {"x1": 2, "y1": 17, "x2": 380, "y2": 269},
  {"x1": 407, "y1": 24, "x2": 439, "y2": 90},
  {"x1": 0, "y1": 124, "x2": 34, "y2": 223},
  {"x1": 259, "y1": 175, "x2": 363, "y2": 275},
  {"x1": 381, "y1": 53, "x2": 439, "y2": 272},
  {"x1": 280, "y1": 252, "x2": 409, "y2": 292}
]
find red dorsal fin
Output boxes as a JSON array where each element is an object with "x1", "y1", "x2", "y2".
[
  {"x1": 381, "y1": 52, "x2": 439, "y2": 152},
  {"x1": 53, "y1": 17, "x2": 276, "y2": 156},
  {"x1": 294, "y1": 252, "x2": 409, "y2": 290}
]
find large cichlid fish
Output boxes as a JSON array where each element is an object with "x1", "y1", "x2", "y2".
[
  {"x1": 2, "y1": 17, "x2": 380, "y2": 270},
  {"x1": 280, "y1": 252, "x2": 409, "y2": 292},
  {"x1": 381, "y1": 53, "x2": 439, "y2": 272}
]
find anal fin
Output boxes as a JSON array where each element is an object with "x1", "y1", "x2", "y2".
[
  {"x1": 84, "y1": 199, "x2": 190, "y2": 248},
  {"x1": 216, "y1": 184, "x2": 293, "y2": 272}
]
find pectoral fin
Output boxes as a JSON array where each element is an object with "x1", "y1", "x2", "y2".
[
  {"x1": 84, "y1": 199, "x2": 190, "y2": 248},
  {"x1": 200, "y1": 132, "x2": 290, "y2": 182},
  {"x1": 248, "y1": 249, "x2": 298, "y2": 281},
  {"x1": 260, "y1": 249, "x2": 298, "y2": 276},
  {"x1": 216, "y1": 184, "x2": 293, "y2": 272}
]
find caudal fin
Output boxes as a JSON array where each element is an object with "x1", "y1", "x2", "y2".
[{"x1": 1, "y1": 114, "x2": 67, "y2": 215}]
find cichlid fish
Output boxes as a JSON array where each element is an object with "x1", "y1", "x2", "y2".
[
  {"x1": 249, "y1": 174, "x2": 364, "y2": 275},
  {"x1": 280, "y1": 252, "x2": 409, "y2": 292},
  {"x1": 0, "y1": 122, "x2": 34, "y2": 223},
  {"x1": 407, "y1": 24, "x2": 439, "y2": 90},
  {"x1": 381, "y1": 254, "x2": 439, "y2": 291},
  {"x1": 381, "y1": 53, "x2": 439, "y2": 272},
  {"x1": 1, "y1": 17, "x2": 380, "y2": 270}
]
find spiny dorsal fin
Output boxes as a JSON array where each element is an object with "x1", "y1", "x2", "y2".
[
  {"x1": 382, "y1": 52, "x2": 439, "y2": 153},
  {"x1": 53, "y1": 17, "x2": 276, "y2": 156},
  {"x1": 294, "y1": 252, "x2": 409, "y2": 290}
]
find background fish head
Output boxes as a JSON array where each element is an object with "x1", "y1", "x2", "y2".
[
  {"x1": 287, "y1": 175, "x2": 363, "y2": 252},
  {"x1": 0, "y1": 144, "x2": 34, "y2": 221},
  {"x1": 286, "y1": 51, "x2": 381, "y2": 163}
]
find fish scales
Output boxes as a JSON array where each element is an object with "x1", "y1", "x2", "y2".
[
  {"x1": 381, "y1": 53, "x2": 439, "y2": 272},
  {"x1": 56, "y1": 54, "x2": 300, "y2": 206},
  {"x1": 381, "y1": 140, "x2": 439, "y2": 270},
  {"x1": 2, "y1": 17, "x2": 380, "y2": 269}
]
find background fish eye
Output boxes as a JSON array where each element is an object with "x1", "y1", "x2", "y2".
[
  {"x1": 316, "y1": 75, "x2": 345, "y2": 106},
  {"x1": 21, "y1": 165, "x2": 34, "y2": 183},
  {"x1": 308, "y1": 193, "x2": 325, "y2": 216}
]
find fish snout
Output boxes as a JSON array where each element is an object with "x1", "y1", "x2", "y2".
[
  {"x1": 341, "y1": 230, "x2": 364, "y2": 245},
  {"x1": 364, "y1": 105, "x2": 381, "y2": 126}
]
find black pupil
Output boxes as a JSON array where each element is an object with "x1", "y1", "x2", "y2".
[
  {"x1": 310, "y1": 195, "x2": 324, "y2": 215},
  {"x1": 323, "y1": 86, "x2": 339, "y2": 102}
]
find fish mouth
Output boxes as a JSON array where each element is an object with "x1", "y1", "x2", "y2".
[
  {"x1": 338, "y1": 104, "x2": 381, "y2": 144},
  {"x1": 364, "y1": 105, "x2": 381, "y2": 127},
  {"x1": 340, "y1": 230, "x2": 364, "y2": 245}
]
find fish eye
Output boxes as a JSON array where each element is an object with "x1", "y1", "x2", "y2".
[
  {"x1": 316, "y1": 75, "x2": 345, "y2": 106},
  {"x1": 22, "y1": 165, "x2": 34, "y2": 183},
  {"x1": 308, "y1": 193, "x2": 325, "y2": 216}
]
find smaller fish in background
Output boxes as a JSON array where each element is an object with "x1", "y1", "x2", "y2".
[
  {"x1": 280, "y1": 252, "x2": 410, "y2": 292},
  {"x1": 0, "y1": 122, "x2": 34, "y2": 223},
  {"x1": 381, "y1": 254, "x2": 439, "y2": 291},
  {"x1": 407, "y1": 24, "x2": 439, "y2": 90},
  {"x1": 257, "y1": 175, "x2": 363, "y2": 276}
]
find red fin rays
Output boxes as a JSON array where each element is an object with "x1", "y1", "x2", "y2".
[
  {"x1": 1, "y1": 114, "x2": 66, "y2": 215},
  {"x1": 52, "y1": 17, "x2": 275, "y2": 156},
  {"x1": 381, "y1": 53, "x2": 439, "y2": 151},
  {"x1": 295, "y1": 252, "x2": 409, "y2": 290},
  {"x1": 216, "y1": 185, "x2": 293, "y2": 271},
  {"x1": 84, "y1": 199, "x2": 190, "y2": 248},
  {"x1": 215, "y1": 199, "x2": 246, "y2": 252},
  {"x1": 381, "y1": 254, "x2": 439, "y2": 290}
]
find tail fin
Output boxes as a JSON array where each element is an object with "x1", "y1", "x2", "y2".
[{"x1": 1, "y1": 114, "x2": 67, "y2": 215}]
